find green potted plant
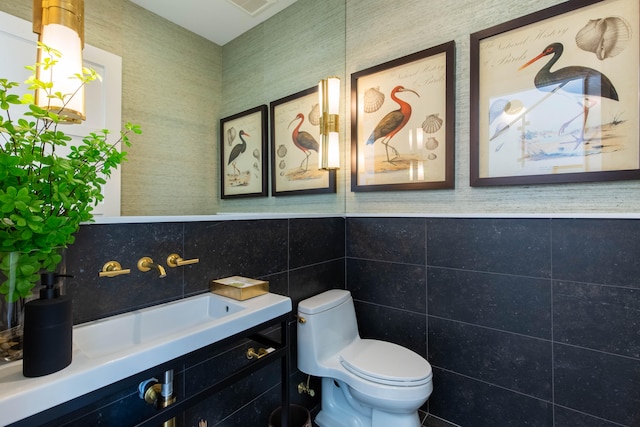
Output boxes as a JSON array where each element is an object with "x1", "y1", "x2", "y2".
[{"x1": 0, "y1": 43, "x2": 140, "y2": 360}]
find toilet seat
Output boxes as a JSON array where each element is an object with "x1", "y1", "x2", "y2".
[{"x1": 339, "y1": 339, "x2": 432, "y2": 387}]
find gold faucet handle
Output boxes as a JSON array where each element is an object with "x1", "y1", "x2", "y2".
[
  {"x1": 166, "y1": 253, "x2": 200, "y2": 268},
  {"x1": 99, "y1": 261, "x2": 131, "y2": 278}
]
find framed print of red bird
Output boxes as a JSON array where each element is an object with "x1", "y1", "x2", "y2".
[{"x1": 351, "y1": 41, "x2": 455, "y2": 192}]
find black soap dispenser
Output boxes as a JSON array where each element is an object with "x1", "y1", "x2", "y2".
[{"x1": 22, "y1": 272, "x2": 73, "y2": 377}]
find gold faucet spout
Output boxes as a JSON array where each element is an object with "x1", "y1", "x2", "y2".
[
  {"x1": 155, "y1": 263, "x2": 167, "y2": 278},
  {"x1": 137, "y1": 257, "x2": 167, "y2": 278}
]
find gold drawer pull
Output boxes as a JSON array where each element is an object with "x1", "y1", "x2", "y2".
[{"x1": 246, "y1": 347, "x2": 273, "y2": 360}]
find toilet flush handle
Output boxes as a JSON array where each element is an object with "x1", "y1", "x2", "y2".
[{"x1": 297, "y1": 315, "x2": 306, "y2": 324}]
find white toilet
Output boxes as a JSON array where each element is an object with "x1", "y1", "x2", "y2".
[{"x1": 297, "y1": 289, "x2": 433, "y2": 427}]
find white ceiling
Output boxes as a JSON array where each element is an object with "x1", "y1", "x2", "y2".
[{"x1": 129, "y1": 0, "x2": 298, "y2": 46}]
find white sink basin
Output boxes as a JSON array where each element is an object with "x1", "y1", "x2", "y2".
[
  {"x1": 0, "y1": 292, "x2": 291, "y2": 425},
  {"x1": 74, "y1": 294, "x2": 246, "y2": 358}
]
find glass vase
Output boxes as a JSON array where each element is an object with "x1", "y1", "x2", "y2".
[
  {"x1": 0, "y1": 252, "x2": 40, "y2": 363},
  {"x1": 0, "y1": 252, "x2": 28, "y2": 362},
  {"x1": 1, "y1": 249, "x2": 63, "y2": 363}
]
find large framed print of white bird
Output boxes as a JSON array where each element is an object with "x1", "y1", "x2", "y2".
[
  {"x1": 270, "y1": 86, "x2": 336, "y2": 196},
  {"x1": 470, "y1": 0, "x2": 640, "y2": 186},
  {"x1": 220, "y1": 105, "x2": 268, "y2": 198},
  {"x1": 351, "y1": 41, "x2": 456, "y2": 192}
]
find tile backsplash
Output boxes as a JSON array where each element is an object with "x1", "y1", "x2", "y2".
[
  {"x1": 348, "y1": 217, "x2": 640, "y2": 427},
  {"x1": 38, "y1": 216, "x2": 640, "y2": 426}
]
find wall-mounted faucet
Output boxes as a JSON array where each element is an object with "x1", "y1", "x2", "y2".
[{"x1": 137, "y1": 257, "x2": 167, "y2": 278}]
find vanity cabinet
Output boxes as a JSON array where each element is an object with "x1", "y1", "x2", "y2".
[{"x1": 6, "y1": 313, "x2": 292, "y2": 427}]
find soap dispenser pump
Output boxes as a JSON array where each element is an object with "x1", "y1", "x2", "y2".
[{"x1": 22, "y1": 272, "x2": 73, "y2": 377}]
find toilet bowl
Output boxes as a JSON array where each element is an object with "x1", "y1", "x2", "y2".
[{"x1": 297, "y1": 290, "x2": 433, "y2": 427}]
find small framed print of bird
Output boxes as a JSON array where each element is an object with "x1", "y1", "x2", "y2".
[
  {"x1": 270, "y1": 86, "x2": 336, "y2": 196},
  {"x1": 351, "y1": 41, "x2": 456, "y2": 192},
  {"x1": 470, "y1": 0, "x2": 640, "y2": 187},
  {"x1": 220, "y1": 105, "x2": 268, "y2": 198}
]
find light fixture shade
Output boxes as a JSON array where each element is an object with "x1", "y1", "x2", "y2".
[
  {"x1": 326, "y1": 77, "x2": 340, "y2": 115},
  {"x1": 325, "y1": 131, "x2": 340, "y2": 169},
  {"x1": 318, "y1": 77, "x2": 340, "y2": 170},
  {"x1": 33, "y1": 0, "x2": 85, "y2": 123}
]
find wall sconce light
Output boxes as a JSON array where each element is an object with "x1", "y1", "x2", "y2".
[
  {"x1": 318, "y1": 77, "x2": 340, "y2": 170},
  {"x1": 32, "y1": 0, "x2": 85, "y2": 123}
]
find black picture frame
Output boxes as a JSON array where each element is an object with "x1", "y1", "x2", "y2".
[
  {"x1": 270, "y1": 86, "x2": 336, "y2": 196},
  {"x1": 220, "y1": 105, "x2": 268, "y2": 198},
  {"x1": 470, "y1": 0, "x2": 640, "y2": 186},
  {"x1": 351, "y1": 41, "x2": 456, "y2": 192}
]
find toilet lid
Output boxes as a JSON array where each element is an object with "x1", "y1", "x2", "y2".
[{"x1": 339, "y1": 340, "x2": 432, "y2": 386}]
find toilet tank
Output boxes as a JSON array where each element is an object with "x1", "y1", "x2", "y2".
[{"x1": 297, "y1": 290, "x2": 359, "y2": 375}]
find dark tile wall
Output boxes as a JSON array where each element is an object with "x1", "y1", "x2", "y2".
[
  {"x1": 65, "y1": 217, "x2": 345, "y2": 324},
  {"x1": 346, "y1": 217, "x2": 640, "y2": 427},
  {"x1": 51, "y1": 216, "x2": 345, "y2": 426},
  {"x1": 30, "y1": 215, "x2": 640, "y2": 427}
]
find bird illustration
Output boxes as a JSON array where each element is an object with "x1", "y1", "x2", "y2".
[
  {"x1": 519, "y1": 42, "x2": 619, "y2": 143},
  {"x1": 288, "y1": 113, "x2": 319, "y2": 171},
  {"x1": 228, "y1": 130, "x2": 250, "y2": 175},
  {"x1": 366, "y1": 85, "x2": 419, "y2": 163}
]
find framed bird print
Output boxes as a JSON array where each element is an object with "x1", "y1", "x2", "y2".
[
  {"x1": 270, "y1": 86, "x2": 336, "y2": 196},
  {"x1": 470, "y1": 0, "x2": 640, "y2": 186},
  {"x1": 220, "y1": 105, "x2": 268, "y2": 198},
  {"x1": 351, "y1": 41, "x2": 455, "y2": 192}
]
